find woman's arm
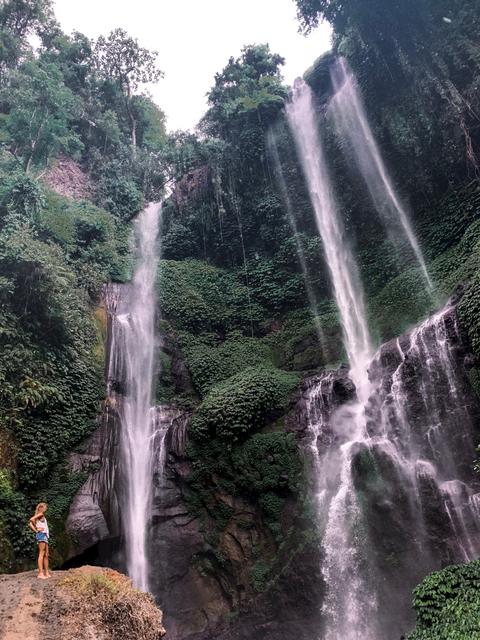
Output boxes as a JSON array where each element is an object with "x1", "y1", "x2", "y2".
[{"x1": 28, "y1": 514, "x2": 42, "y2": 532}]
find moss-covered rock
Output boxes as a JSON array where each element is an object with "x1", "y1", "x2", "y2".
[
  {"x1": 189, "y1": 366, "x2": 299, "y2": 443},
  {"x1": 158, "y1": 259, "x2": 265, "y2": 334}
]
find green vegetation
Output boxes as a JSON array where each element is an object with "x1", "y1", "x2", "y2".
[
  {"x1": 159, "y1": 259, "x2": 265, "y2": 334},
  {"x1": 185, "y1": 365, "x2": 302, "y2": 541},
  {"x1": 250, "y1": 560, "x2": 273, "y2": 593},
  {"x1": 408, "y1": 560, "x2": 480, "y2": 639},
  {"x1": 1, "y1": 2, "x2": 480, "y2": 625},
  {"x1": 179, "y1": 332, "x2": 273, "y2": 397},
  {"x1": 0, "y1": 0, "x2": 166, "y2": 568},
  {"x1": 189, "y1": 366, "x2": 298, "y2": 443}
]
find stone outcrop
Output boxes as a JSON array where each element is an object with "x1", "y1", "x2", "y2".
[
  {"x1": 67, "y1": 425, "x2": 110, "y2": 557},
  {"x1": 172, "y1": 165, "x2": 212, "y2": 212},
  {"x1": 42, "y1": 156, "x2": 92, "y2": 200}
]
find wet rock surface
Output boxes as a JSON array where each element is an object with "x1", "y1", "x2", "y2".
[{"x1": 65, "y1": 304, "x2": 480, "y2": 640}]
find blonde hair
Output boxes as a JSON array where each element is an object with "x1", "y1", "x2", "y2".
[{"x1": 35, "y1": 502, "x2": 47, "y2": 516}]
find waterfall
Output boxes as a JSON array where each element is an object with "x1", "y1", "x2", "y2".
[
  {"x1": 286, "y1": 78, "x2": 373, "y2": 391},
  {"x1": 287, "y1": 79, "x2": 480, "y2": 639},
  {"x1": 329, "y1": 57, "x2": 432, "y2": 290},
  {"x1": 287, "y1": 78, "x2": 379, "y2": 639},
  {"x1": 266, "y1": 128, "x2": 328, "y2": 358},
  {"x1": 107, "y1": 202, "x2": 162, "y2": 591},
  {"x1": 303, "y1": 304, "x2": 480, "y2": 639}
]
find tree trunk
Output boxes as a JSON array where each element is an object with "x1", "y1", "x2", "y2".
[
  {"x1": 125, "y1": 86, "x2": 137, "y2": 159},
  {"x1": 131, "y1": 115, "x2": 137, "y2": 154}
]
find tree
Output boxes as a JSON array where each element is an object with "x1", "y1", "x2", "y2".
[
  {"x1": 4, "y1": 59, "x2": 82, "y2": 171},
  {"x1": 94, "y1": 28, "x2": 163, "y2": 155},
  {"x1": 132, "y1": 95, "x2": 167, "y2": 152},
  {"x1": 40, "y1": 30, "x2": 95, "y2": 95},
  {"x1": 203, "y1": 44, "x2": 287, "y2": 141},
  {"x1": 0, "y1": 0, "x2": 53, "y2": 38},
  {"x1": 295, "y1": 0, "x2": 427, "y2": 40},
  {"x1": 0, "y1": 0, "x2": 54, "y2": 79}
]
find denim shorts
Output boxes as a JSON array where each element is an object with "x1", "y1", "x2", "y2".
[{"x1": 36, "y1": 532, "x2": 49, "y2": 544}]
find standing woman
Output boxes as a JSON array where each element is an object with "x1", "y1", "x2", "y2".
[{"x1": 28, "y1": 502, "x2": 51, "y2": 579}]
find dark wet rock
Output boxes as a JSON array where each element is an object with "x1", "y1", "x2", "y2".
[
  {"x1": 66, "y1": 299, "x2": 480, "y2": 640},
  {"x1": 285, "y1": 367, "x2": 356, "y2": 438},
  {"x1": 172, "y1": 165, "x2": 212, "y2": 212}
]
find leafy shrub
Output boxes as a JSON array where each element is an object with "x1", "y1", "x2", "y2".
[
  {"x1": 459, "y1": 268, "x2": 480, "y2": 358},
  {"x1": 418, "y1": 183, "x2": 480, "y2": 259},
  {"x1": 0, "y1": 469, "x2": 31, "y2": 566},
  {"x1": 159, "y1": 259, "x2": 265, "y2": 333},
  {"x1": 245, "y1": 256, "x2": 307, "y2": 312},
  {"x1": 369, "y1": 266, "x2": 433, "y2": 342},
  {"x1": 188, "y1": 366, "x2": 299, "y2": 443},
  {"x1": 232, "y1": 433, "x2": 303, "y2": 495},
  {"x1": 266, "y1": 306, "x2": 343, "y2": 370},
  {"x1": 180, "y1": 331, "x2": 273, "y2": 396},
  {"x1": 39, "y1": 191, "x2": 130, "y2": 290},
  {"x1": 0, "y1": 226, "x2": 104, "y2": 489},
  {"x1": 161, "y1": 222, "x2": 199, "y2": 260},
  {"x1": 408, "y1": 560, "x2": 480, "y2": 639},
  {"x1": 0, "y1": 172, "x2": 44, "y2": 227},
  {"x1": 250, "y1": 560, "x2": 272, "y2": 592},
  {"x1": 187, "y1": 432, "x2": 303, "y2": 545},
  {"x1": 96, "y1": 173, "x2": 144, "y2": 222}
]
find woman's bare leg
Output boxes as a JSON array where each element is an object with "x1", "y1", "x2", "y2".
[
  {"x1": 37, "y1": 543, "x2": 46, "y2": 578},
  {"x1": 44, "y1": 545, "x2": 50, "y2": 577}
]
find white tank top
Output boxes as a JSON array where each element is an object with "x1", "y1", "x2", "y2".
[{"x1": 37, "y1": 516, "x2": 49, "y2": 538}]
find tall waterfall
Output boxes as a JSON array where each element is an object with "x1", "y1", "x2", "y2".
[
  {"x1": 286, "y1": 78, "x2": 373, "y2": 391},
  {"x1": 287, "y1": 79, "x2": 480, "y2": 639},
  {"x1": 329, "y1": 58, "x2": 432, "y2": 289},
  {"x1": 287, "y1": 78, "x2": 378, "y2": 639},
  {"x1": 267, "y1": 128, "x2": 328, "y2": 357},
  {"x1": 107, "y1": 202, "x2": 161, "y2": 591}
]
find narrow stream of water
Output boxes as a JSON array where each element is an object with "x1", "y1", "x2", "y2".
[{"x1": 107, "y1": 202, "x2": 161, "y2": 591}]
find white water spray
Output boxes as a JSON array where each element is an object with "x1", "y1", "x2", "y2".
[
  {"x1": 108, "y1": 202, "x2": 161, "y2": 591},
  {"x1": 286, "y1": 78, "x2": 373, "y2": 392},
  {"x1": 329, "y1": 58, "x2": 432, "y2": 290},
  {"x1": 267, "y1": 128, "x2": 328, "y2": 357},
  {"x1": 287, "y1": 78, "x2": 379, "y2": 639}
]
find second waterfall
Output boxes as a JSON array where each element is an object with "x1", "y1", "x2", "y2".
[
  {"x1": 108, "y1": 202, "x2": 162, "y2": 592},
  {"x1": 286, "y1": 75, "x2": 480, "y2": 640},
  {"x1": 287, "y1": 78, "x2": 378, "y2": 640}
]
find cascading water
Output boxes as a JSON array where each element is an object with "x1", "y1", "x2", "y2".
[
  {"x1": 287, "y1": 79, "x2": 480, "y2": 639},
  {"x1": 286, "y1": 78, "x2": 373, "y2": 390},
  {"x1": 107, "y1": 202, "x2": 162, "y2": 591},
  {"x1": 267, "y1": 128, "x2": 328, "y2": 357},
  {"x1": 329, "y1": 57, "x2": 432, "y2": 290},
  {"x1": 287, "y1": 78, "x2": 379, "y2": 639}
]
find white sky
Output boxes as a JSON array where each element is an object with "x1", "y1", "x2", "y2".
[{"x1": 53, "y1": 0, "x2": 331, "y2": 132}]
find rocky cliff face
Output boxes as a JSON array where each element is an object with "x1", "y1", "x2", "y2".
[
  {"x1": 65, "y1": 301, "x2": 480, "y2": 640},
  {"x1": 42, "y1": 156, "x2": 92, "y2": 201}
]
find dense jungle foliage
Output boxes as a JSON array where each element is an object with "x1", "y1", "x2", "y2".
[
  {"x1": 0, "y1": 0, "x2": 167, "y2": 568},
  {"x1": 1, "y1": 0, "x2": 480, "y2": 632}
]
